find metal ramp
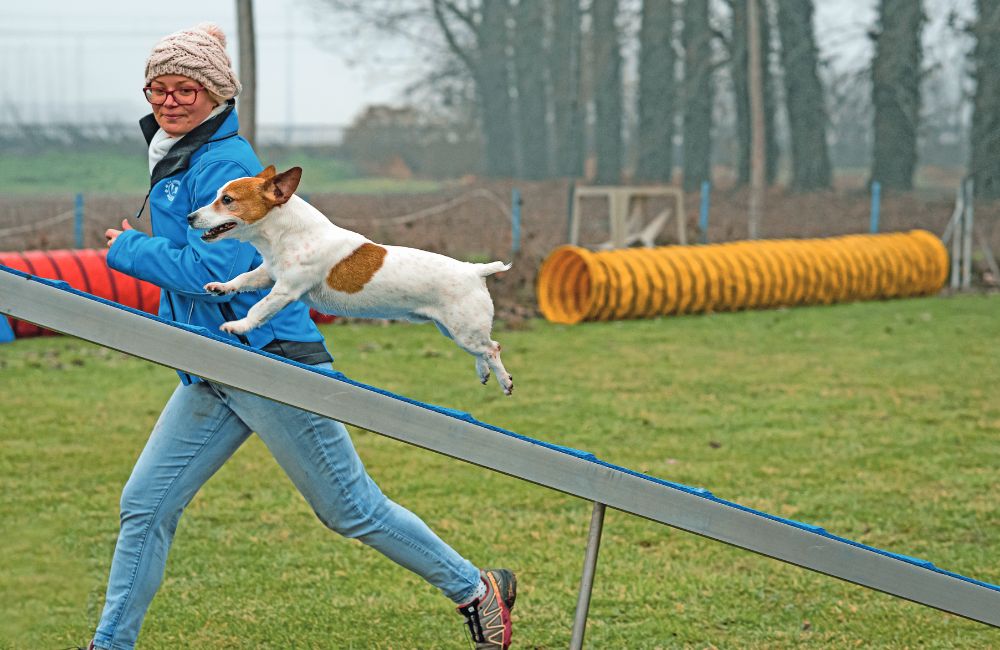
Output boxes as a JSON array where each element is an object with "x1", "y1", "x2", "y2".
[{"x1": 1, "y1": 264, "x2": 997, "y2": 645}]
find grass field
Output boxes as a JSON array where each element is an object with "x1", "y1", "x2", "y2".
[
  {"x1": 1, "y1": 294, "x2": 999, "y2": 648},
  {"x1": 0, "y1": 149, "x2": 441, "y2": 195}
]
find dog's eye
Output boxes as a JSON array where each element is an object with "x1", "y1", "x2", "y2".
[{"x1": 221, "y1": 195, "x2": 233, "y2": 205}]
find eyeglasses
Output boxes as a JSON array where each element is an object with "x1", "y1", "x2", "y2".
[{"x1": 143, "y1": 85, "x2": 205, "y2": 106}]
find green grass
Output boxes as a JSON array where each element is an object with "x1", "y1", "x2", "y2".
[
  {"x1": 0, "y1": 150, "x2": 150, "y2": 194},
  {"x1": 1, "y1": 295, "x2": 998, "y2": 648},
  {"x1": 0, "y1": 149, "x2": 441, "y2": 195}
]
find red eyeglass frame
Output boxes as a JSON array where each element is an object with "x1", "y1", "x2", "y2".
[{"x1": 142, "y1": 85, "x2": 206, "y2": 106}]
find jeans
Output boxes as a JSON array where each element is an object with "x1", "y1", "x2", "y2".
[{"x1": 93, "y1": 365, "x2": 480, "y2": 650}]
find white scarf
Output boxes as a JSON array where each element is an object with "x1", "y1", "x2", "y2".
[{"x1": 148, "y1": 103, "x2": 229, "y2": 174}]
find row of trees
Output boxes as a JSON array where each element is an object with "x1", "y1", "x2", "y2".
[
  {"x1": 970, "y1": 0, "x2": 1000, "y2": 197},
  {"x1": 323, "y1": 1, "x2": 1000, "y2": 197}
]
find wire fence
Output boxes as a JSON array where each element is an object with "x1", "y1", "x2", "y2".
[
  {"x1": 333, "y1": 189, "x2": 514, "y2": 227},
  {"x1": 3, "y1": 182, "x2": 997, "y2": 284},
  {"x1": 0, "y1": 188, "x2": 525, "y2": 258},
  {"x1": 5, "y1": 182, "x2": 1000, "y2": 313},
  {"x1": 0, "y1": 209, "x2": 75, "y2": 238}
]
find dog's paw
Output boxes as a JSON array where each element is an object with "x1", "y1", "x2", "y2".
[
  {"x1": 220, "y1": 319, "x2": 252, "y2": 335},
  {"x1": 204, "y1": 282, "x2": 232, "y2": 296}
]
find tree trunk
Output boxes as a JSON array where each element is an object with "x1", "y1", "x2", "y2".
[
  {"x1": 476, "y1": 1, "x2": 517, "y2": 178},
  {"x1": 761, "y1": 3, "x2": 779, "y2": 186},
  {"x1": 431, "y1": 0, "x2": 517, "y2": 178},
  {"x1": 731, "y1": 0, "x2": 751, "y2": 185},
  {"x1": 591, "y1": 0, "x2": 624, "y2": 185},
  {"x1": 970, "y1": 0, "x2": 1000, "y2": 198},
  {"x1": 682, "y1": 0, "x2": 714, "y2": 192},
  {"x1": 729, "y1": 0, "x2": 778, "y2": 187},
  {"x1": 775, "y1": 0, "x2": 832, "y2": 191},
  {"x1": 758, "y1": 5, "x2": 781, "y2": 185},
  {"x1": 551, "y1": 0, "x2": 585, "y2": 178},
  {"x1": 871, "y1": 0, "x2": 924, "y2": 191},
  {"x1": 635, "y1": 0, "x2": 676, "y2": 184},
  {"x1": 748, "y1": 0, "x2": 766, "y2": 239},
  {"x1": 513, "y1": 0, "x2": 551, "y2": 179}
]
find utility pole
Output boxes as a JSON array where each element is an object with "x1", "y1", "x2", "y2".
[
  {"x1": 236, "y1": 0, "x2": 257, "y2": 149},
  {"x1": 747, "y1": 0, "x2": 765, "y2": 239}
]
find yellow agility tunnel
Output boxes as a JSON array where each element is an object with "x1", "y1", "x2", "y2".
[{"x1": 537, "y1": 230, "x2": 948, "y2": 325}]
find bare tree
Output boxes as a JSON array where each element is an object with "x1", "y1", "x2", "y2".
[
  {"x1": 513, "y1": 0, "x2": 552, "y2": 179},
  {"x1": 550, "y1": 0, "x2": 585, "y2": 178},
  {"x1": 728, "y1": 0, "x2": 779, "y2": 187},
  {"x1": 635, "y1": 0, "x2": 676, "y2": 184},
  {"x1": 775, "y1": 0, "x2": 832, "y2": 191},
  {"x1": 310, "y1": 1, "x2": 489, "y2": 175},
  {"x1": 970, "y1": 0, "x2": 1000, "y2": 197},
  {"x1": 433, "y1": 0, "x2": 517, "y2": 177},
  {"x1": 592, "y1": 0, "x2": 624, "y2": 184},
  {"x1": 748, "y1": 0, "x2": 766, "y2": 238},
  {"x1": 682, "y1": 0, "x2": 715, "y2": 192},
  {"x1": 871, "y1": 0, "x2": 925, "y2": 190},
  {"x1": 777, "y1": 0, "x2": 832, "y2": 192}
]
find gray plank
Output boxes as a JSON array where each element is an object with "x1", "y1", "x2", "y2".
[{"x1": 1, "y1": 267, "x2": 997, "y2": 627}]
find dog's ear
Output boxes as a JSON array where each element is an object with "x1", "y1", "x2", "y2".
[
  {"x1": 256, "y1": 165, "x2": 277, "y2": 180},
  {"x1": 269, "y1": 167, "x2": 302, "y2": 205}
]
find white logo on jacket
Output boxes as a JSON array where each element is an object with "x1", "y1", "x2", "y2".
[{"x1": 164, "y1": 180, "x2": 180, "y2": 202}]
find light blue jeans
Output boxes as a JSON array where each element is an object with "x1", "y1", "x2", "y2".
[{"x1": 92, "y1": 365, "x2": 480, "y2": 650}]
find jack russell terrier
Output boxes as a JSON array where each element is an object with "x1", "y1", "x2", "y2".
[{"x1": 188, "y1": 166, "x2": 513, "y2": 395}]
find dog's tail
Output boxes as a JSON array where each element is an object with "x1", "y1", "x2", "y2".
[{"x1": 476, "y1": 261, "x2": 512, "y2": 277}]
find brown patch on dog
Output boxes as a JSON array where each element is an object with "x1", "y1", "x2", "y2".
[
  {"x1": 214, "y1": 177, "x2": 273, "y2": 224},
  {"x1": 326, "y1": 243, "x2": 387, "y2": 293}
]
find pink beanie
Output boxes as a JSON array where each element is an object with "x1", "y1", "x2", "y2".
[{"x1": 145, "y1": 23, "x2": 241, "y2": 100}]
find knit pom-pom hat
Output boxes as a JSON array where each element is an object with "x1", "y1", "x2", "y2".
[{"x1": 145, "y1": 23, "x2": 241, "y2": 100}]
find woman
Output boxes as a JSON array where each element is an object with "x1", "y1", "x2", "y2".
[{"x1": 89, "y1": 23, "x2": 515, "y2": 650}]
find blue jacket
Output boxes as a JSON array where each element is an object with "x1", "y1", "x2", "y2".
[{"x1": 107, "y1": 104, "x2": 329, "y2": 384}]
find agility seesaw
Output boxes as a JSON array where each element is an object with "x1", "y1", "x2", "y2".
[{"x1": 1, "y1": 264, "x2": 997, "y2": 646}]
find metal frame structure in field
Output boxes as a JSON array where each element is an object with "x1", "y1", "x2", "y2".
[
  {"x1": 1, "y1": 264, "x2": 998, "y2": 644},
  {"x1": 569, "y1": 185, "x2": 687, "y2": 249}
]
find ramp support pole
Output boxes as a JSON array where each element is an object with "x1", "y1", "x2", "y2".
[{"x1": 570, "y1": 501, "x2": 607, "y2": 649}]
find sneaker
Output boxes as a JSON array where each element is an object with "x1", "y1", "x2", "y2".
[{"x1": 457, "y1": 568, "x2": 517, "y2": 649}]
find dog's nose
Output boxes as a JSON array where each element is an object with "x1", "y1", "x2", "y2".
[{"x1": 186, "y1": 212, "x2": 197, "y2": 225}]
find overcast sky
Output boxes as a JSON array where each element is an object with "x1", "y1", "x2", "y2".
[
  {"x1": 0, "y1": 0, "x2": 418, "y2": 129},
  {"x1": 0, "y1": 0, "x2": 972, "y2": 134}
]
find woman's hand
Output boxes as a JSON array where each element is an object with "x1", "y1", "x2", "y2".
[{"x1": 105, "y1": 219, "x2": 134, "y2": 248}]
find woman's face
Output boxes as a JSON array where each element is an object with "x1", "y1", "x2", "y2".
[{"x1": 149, "y1": 74, "x2": 219, "y2": 137}]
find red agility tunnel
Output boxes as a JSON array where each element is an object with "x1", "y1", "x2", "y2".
[
  {"x1": 0, "y1": 249, "x2": 161, "y2": 338},
  {"x1": 0, "y1": 248, "x2": 334, "y2": 339}
]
